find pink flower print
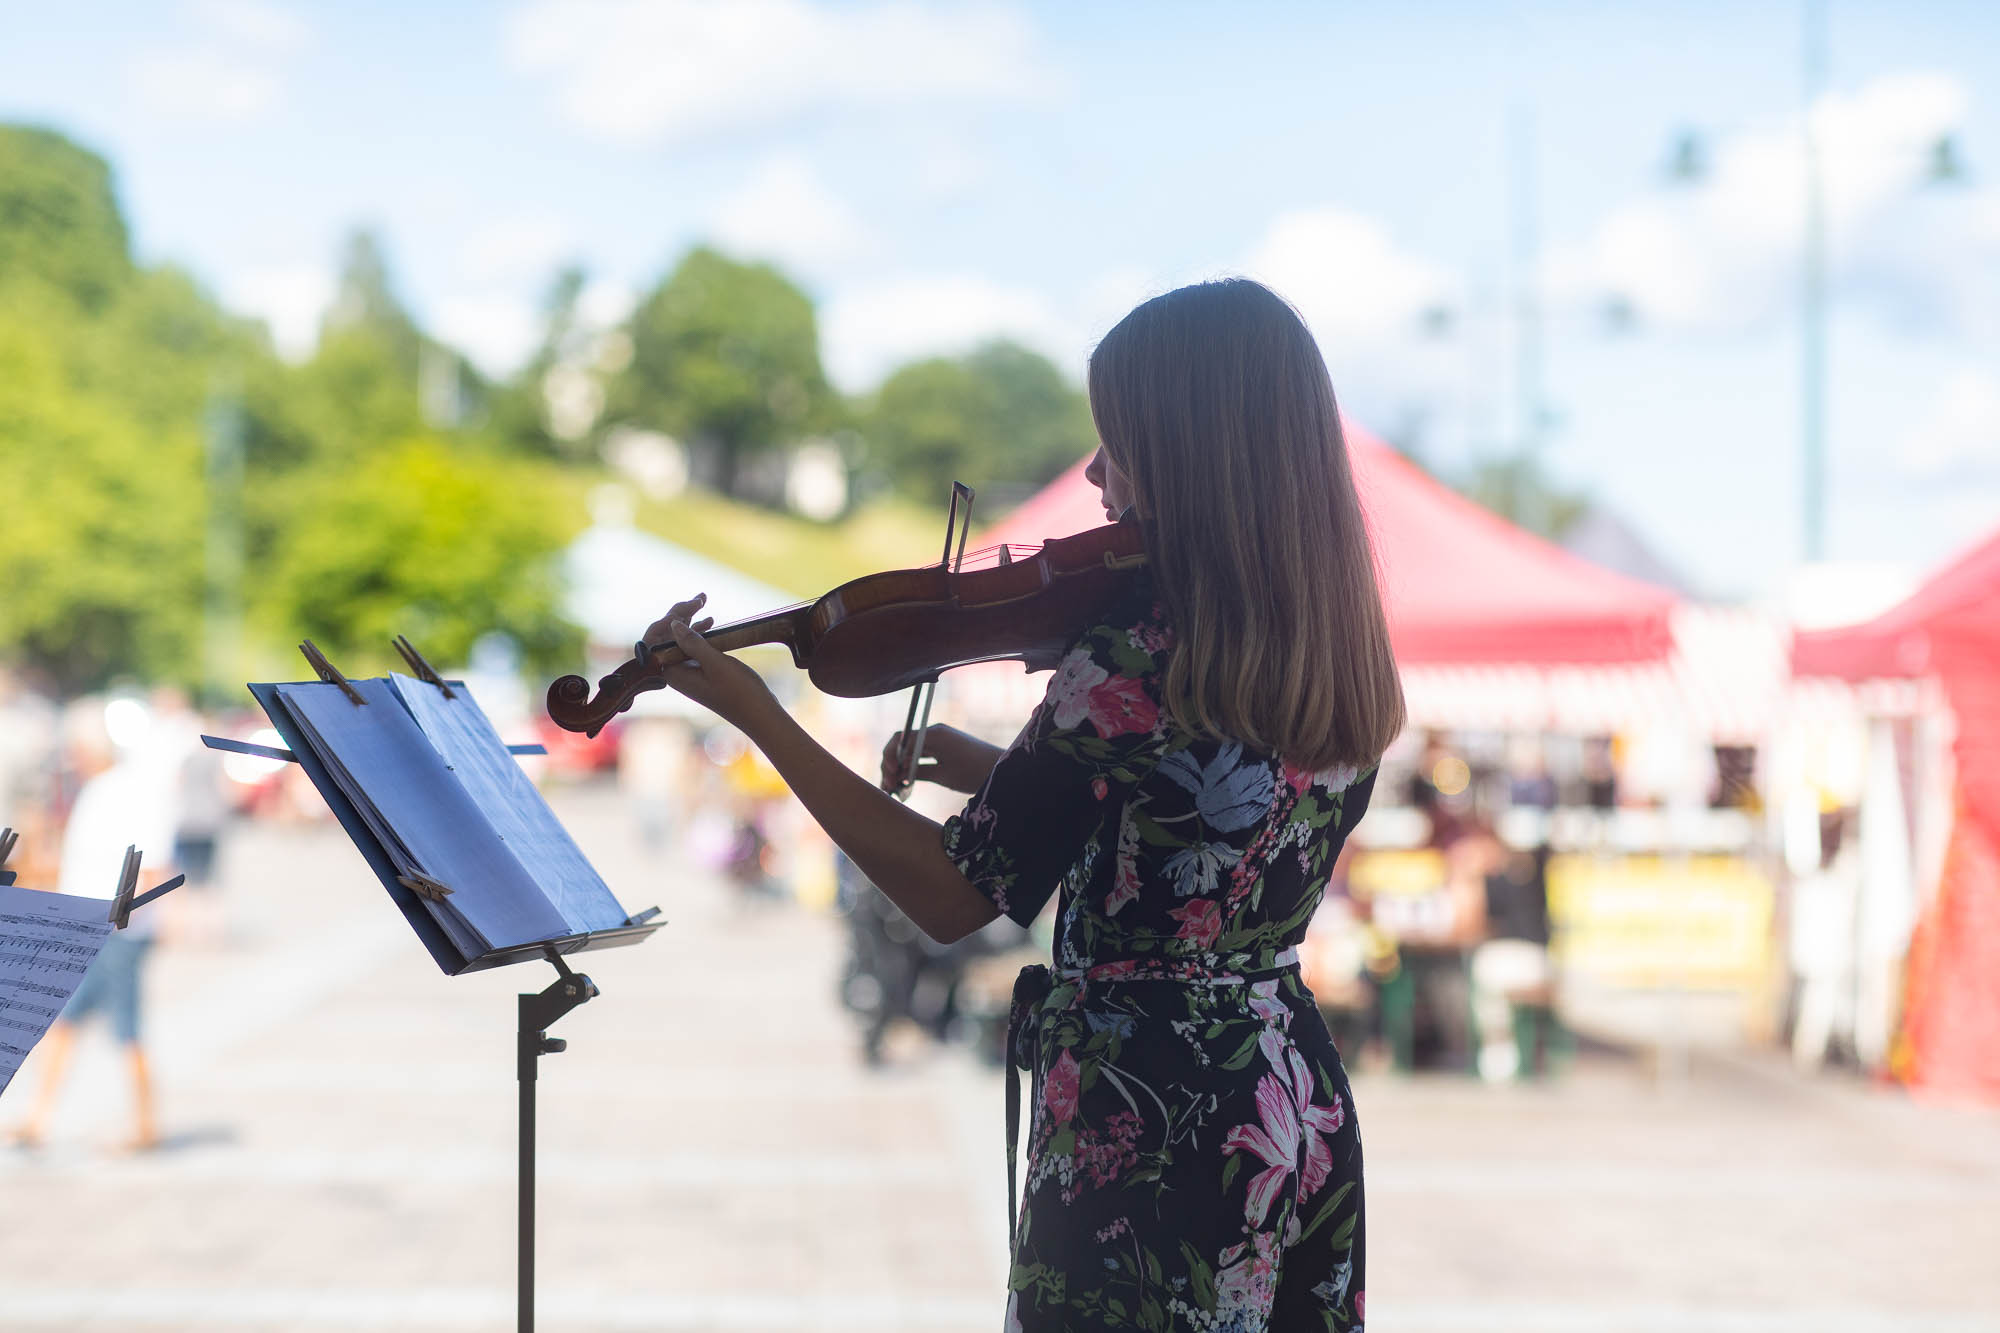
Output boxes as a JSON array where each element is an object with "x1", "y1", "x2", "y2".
[
  {"x1": 1091, "y1": 774, "x2": 1109, "y2": 800},
  {"x1": 1222, "y1": 1066, "x2": 1302, "y2": 1226},
  {"x1": 1356, "y1": 1291, "x2": 1365, "y2": 1322},
  {"x1": 1247, "y1": 978, "x2": 1289, "y2": 1025},
  {"x1": 1085, "y1": 672, "x2": 1158, "y2": 738},
  {"x1": 1043, "y1": 1048, "x2": 1080, "y2": 1125},
  {"x1": 1104, "y1": 806, "x2": 1142, "y2": 916},
  {"x1": 1075, "y1": 1110, "x2": 1143, "y2": 1187},
  {"x1": 1168, "y1": 897, "x2": 1222, "y2": 950},
  {"x1": 1298, "y1": 1080, "x2": 1346, "y2": 1199},
  {"x1": 1047, "y1": 653, "x2": 1110, "y2": 730},
  {"x1": 1224, "y1": 1029, "x2": 1348, "y2": 1223},
  {"x1": 1215, "y1": 1229, "x2": 1282, "y2": 1315}
]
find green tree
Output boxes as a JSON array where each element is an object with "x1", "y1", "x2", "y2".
[
  {"x1": 254, "y1": 439, "x2": 584, "y2": 678},
  {"x1": 1459, "y1": 452, "x2": 1590, "y2": 542},
  {"x1": 0, "y1": 320, "x2": 203, "y2": 690},
  {"x1": 0, "y1": 125, "x2": 131, "y2": 312},
  {"x1": 321, "y1": 229, "x2": 422, "y2": 379},
  {"x1": 863, "y1": 339, "x2": 1095, "y2": 502},
  {"x1": 489, "y1": 264, "x2": 594, "y2": 460},
  {"x1": 609, "y1": 246, "x2": 833, "y2": 497}
]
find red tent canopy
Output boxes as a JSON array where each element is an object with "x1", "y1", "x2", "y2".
[
  {"x1": 1791, "y1": 525, "x2": 2000, "y2": 1104},
  {"x1": 1792, "y1": 528, "x2": 2000, "y2": 681},
  {"x1": 984, "y1": 420, "x2": 1677, "y2": 665}
]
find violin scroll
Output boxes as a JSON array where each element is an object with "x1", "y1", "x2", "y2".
[{"x1": 545, "y1": 656, "x2": 665, "y2": 739}]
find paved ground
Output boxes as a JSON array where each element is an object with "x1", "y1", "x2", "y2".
[{"x1": 3, "y1": 787, "x2": 1998, "y2": 1333}]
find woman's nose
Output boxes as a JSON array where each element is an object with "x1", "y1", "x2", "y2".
[{"x1": 1084, "y1": 447, "x2": 1105, "y2": 484}]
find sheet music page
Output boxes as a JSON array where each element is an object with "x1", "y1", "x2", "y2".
[
  {"x1": 0, "y1": 884, "x2": 113, "y2": 1097},
  {"x1": 389, "y1": 674, "x2": 629, "y2": 935},
  {"x1": 276, "y1": 680, "x2": 572, "y2": 953}
]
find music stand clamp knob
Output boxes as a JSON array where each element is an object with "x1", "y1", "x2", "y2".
[{"x1": 539, "y1": 1036, "x2": 567, "y2": 1055}]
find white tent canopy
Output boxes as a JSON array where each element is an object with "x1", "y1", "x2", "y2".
[{"x1": 563, "y1": 521, "x2": 798, "y2": 653}]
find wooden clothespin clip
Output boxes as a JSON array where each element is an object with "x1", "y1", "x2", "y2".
[
  {"x1": 0, "y1": 826, "x2": 18, "y2": 887},
  {"x1": 397, "y1": 872, "x2": 455, "y2": 902},
  {"x1": 393, "y1": 634, "x2": 455, "y2": 699},
  {"x1": 300, "y1": 639, "x2": 366, "y2": 706},
  {"x1": 106, "y1": 844, "x2": 187, "y2": 929},
  {"x1": 107, "y1": 846, "x2": 141, "y2": 929}
]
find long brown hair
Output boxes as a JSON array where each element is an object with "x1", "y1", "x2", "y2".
[{"x1": 1087, "y1": 278, "x2": 1405, "y2": 771}]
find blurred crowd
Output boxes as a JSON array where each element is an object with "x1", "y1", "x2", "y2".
[{"x1": 0, "y1": 660, "x2": 1793, "y2": 1092}]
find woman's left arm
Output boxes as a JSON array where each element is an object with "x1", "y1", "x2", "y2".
[{"x1": 651, "y1": 604, "x2": 999, "y2": 945}]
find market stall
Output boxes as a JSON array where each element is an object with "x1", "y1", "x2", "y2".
[
  {"x1": 1793, "y1": 527, "x2": 2000, "y2": 1103},
  {"x1": 951, "y1": 424, "x2": 1812, "y2": 1072}
]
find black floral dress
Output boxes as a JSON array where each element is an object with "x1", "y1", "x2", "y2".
[{"x1": 943, "y1": 572, "x2": 1376, "y2": 1333}]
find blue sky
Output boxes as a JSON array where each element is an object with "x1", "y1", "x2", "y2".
[{"x1": 4, "y1": 0, "x2": 1997, "y2": 606}]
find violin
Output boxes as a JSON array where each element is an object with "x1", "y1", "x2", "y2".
[{"x1": 545, "y1": 518, "x2": 1148, "y2": 737}]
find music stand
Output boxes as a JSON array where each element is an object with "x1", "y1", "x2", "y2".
[{"x1": 205, "y1": 639, "x2": 662, "y2": 1332}]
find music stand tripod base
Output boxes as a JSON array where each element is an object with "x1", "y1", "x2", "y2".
[{"x1": 518, "y1": 947, "x2": 596, "y2": 1333}]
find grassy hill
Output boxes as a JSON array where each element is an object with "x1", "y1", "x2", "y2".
[{"x1": 633, "y1": 488, "x2": 979, "y2": 599}]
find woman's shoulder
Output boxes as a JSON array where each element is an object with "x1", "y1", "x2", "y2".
[
  {"x1": 1071, "y1": 569, "x2": 1174, "y2": 677},
  {"x1": 1036, "y1": 572, "x2": 1173, "y2": 745}
]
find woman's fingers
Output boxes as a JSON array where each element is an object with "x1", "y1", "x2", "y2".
[
  {"x1": 668, "y1": 618, "x2": 721, "y2": 666},
  {"x1": 642, "y1": 593, "x2": 710, "y2": 657}
]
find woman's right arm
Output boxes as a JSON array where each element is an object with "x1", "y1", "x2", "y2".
[{"x1": 879, "y1": 724, "x2": 1005, "y2": 794}]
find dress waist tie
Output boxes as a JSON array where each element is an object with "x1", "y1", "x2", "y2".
[{"x1": 1001, "y1": 947, "x2": 1300, "y2": 1254}]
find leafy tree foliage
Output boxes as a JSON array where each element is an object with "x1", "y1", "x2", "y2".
[
  {"x1": 488, "y1": 265, "x2": 595, "y2": 460},
  {"x1": 0, "y1": 125, "x2": 131, "y2": 311},
  {"x1": 863, "y1": 340, "x2": 1096, "y2": 502},
  {"x1": 1460, "y1": 452, "x2": 1590, "y2": 543},
  {"x1": 258, "y1": 440, "x2": 582, "y2": 677},
  {"x1": 0, "y1": 126, "x2": 583, "y2": 697},
  {"x1": 610, "y1": 246, "x2": 834, "y2": 495},
  {"x1": 0, "y1": 321, "x2": 203, "y2": 690}
]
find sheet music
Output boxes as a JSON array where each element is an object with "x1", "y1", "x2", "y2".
[
  {"x1": 0, "y1": 884, "x2": 113, "y2": 1097},
  {"x1": 389, "y1": 674, "x2": 628, "y2": 936},
  {"x1": 276, "y1": 680, "x2": 573, "y2": 954}
]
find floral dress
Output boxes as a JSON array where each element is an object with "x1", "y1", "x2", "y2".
[{"x1": 943, "y1": 572, "x2": 1376, "y2": 1333}]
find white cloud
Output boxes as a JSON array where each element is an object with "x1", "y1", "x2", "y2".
[
  {"x1": 133, "y1": 47, "x2": 282, "y2": 120},
  {"x1": 132, "y1": 0, "x2": 311, "y2": 122},
  {"x1": 223, "y1": 264, "x2": 333, "y2": 359},
  {"x1": 577, "y1": 277, "x2": 637, "y2": 331},
  {"x1": 1896, "y1": 370, "x2": 2000, "y2": 480},
  {"x1": 504, "y1": 0, "x2": 1053, "y2": 144},
  {"x1": 915, "y1": 138, "x2": 984, "y2": 201},
  {"x1": 711, "y1": 156, "x2": 868, "y2": 271},
  {"x1": 435, "y1": 295, "x2": 543, "y2": 379},
  {"x1": 1242, "y1": 207, "x2": 1455, "y2": 351},
  {"x1": 815, "y1": 208, "x2": 1459, "y2": 401},
  {"x1": 190, "y1": 0, "x2": 309, "y2": 52},
  {"x1": 460, "y1": 217, "x2": 577, "y2": 284},
  {"x1": 1549, "y1": 71, "x2": 1997, "y2": 334},
  {"x1": 820, "y1": 275, "x2": 1074, "y2": 393}
]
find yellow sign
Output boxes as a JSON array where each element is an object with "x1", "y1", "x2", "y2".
[{"x1": 1547, "y1": 854, "x2": 1774, "y2": 990}]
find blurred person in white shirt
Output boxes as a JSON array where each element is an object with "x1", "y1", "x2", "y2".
[{"x1": 6, "y1": 696, "x2": 178, "y2": 1152}]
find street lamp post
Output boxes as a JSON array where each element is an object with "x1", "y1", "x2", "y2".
[{"x1": 1801, "y1": 0, "x2": 1829, "y2": 563}]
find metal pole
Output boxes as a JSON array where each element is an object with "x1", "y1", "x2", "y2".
[
  {"x1": 202, "y1": 380, "x2": 245, "y2": 705},
  {"x1": 519, "y1": 994, "x2": 538, "y2": 1333},
  {"x1": 1511, "y1": 103, "x2": 1547, "y2": 536},
  {"x1": 1801, "y1": 0, "x2": 1829, "y2": 562},
  {"x1": 516, "y1": 958, "x2": 592, "y2": 1333}
]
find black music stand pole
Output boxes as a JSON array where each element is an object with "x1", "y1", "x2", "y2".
[{"x1": 518, "y1": 948, "x2": 596, "y2": 1333}]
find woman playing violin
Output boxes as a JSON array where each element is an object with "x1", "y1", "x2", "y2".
[{"x1": 647, "y1": 278, "x2": 1403, "y2": 1332}]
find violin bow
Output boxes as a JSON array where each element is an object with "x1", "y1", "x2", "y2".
[{"x1": 890, "y1": 481, "x2": 974, "y2": 800}]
